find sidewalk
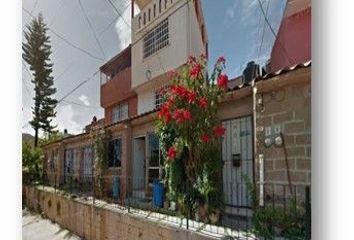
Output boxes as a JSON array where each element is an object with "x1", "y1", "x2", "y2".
[{"x1": 22, "y1": 208, "x2": 81, "y2": 240}]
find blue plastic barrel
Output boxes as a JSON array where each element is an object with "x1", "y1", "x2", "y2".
[
  {"x1": 152, "y1": 180, "x2": 164, "y2": 208},
  {"x1": 112, "y1": 176, "x2": 120, "y2": 199}
]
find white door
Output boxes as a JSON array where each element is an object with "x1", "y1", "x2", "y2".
[{"x1": 222, "y1": 116, "x2": 254, "y2": 207}]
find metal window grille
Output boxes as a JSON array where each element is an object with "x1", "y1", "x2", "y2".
[
  {"x1": 83, "y1": 146, "x2": 93, "y2": 175},
  {"x1": 112, "y1": 102, "x2": 128, "y2": 123},
  {"x1": 108, "y1": 138, "x2": 122, "y2": 168},
  {"x1": 148, "y1": 133, "x2": 163, "y2": 182},
  {"x1": 154, "y1": 90, "x2": 164, "y2": 109},
  {"x1": 143, "y1": 18, "x2": 169, "y2": 58}
]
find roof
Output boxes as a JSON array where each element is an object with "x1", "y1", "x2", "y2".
[
  {"x1": 43, "y1": 61, "x2": 311, "y2": 148},
  {"x1": 99, "y1": 45, "x2": 131, "y2": 74},
  {"x1": 226, "y1": 60, "x2": 311, "y2": 92}
]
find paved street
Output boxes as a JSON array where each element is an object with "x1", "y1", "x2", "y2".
[{"x1": 22, "y1": 208, "x2": 81, "y2": 240}]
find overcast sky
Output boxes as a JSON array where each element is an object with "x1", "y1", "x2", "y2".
[{"x1": 22, "y1": 0, "x2": 286, "y2": 136}]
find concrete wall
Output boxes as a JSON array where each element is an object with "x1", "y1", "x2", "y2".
[{"x1": 23, "y1": 186, "x2": 215, "y2": 240}]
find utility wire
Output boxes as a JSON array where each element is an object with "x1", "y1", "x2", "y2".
[
  {"x1": 23, "y1": 7, "x2": 104, "y2": 62},
  {"x1": 78, "y1": 0, "x2": 107, "y2": 59},
  {"x1": 256, "y1": 0, "x2": 294, "y2": 65},
  {"x1": 257, "y1": 0, "x2": 270, "y2": 61},
  {"x1": 106, "y1": 0, "x2": 132, "y2": 29},
  {"x1": 57, "y1": 70, "x2": 100, "y2": 103},
  {"x1": 61, "y1": 100, "x2": 102, "y2": 109}
]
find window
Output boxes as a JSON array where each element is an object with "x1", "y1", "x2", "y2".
[
  {"x1": 148, "y1": 133, "x2": 163, "y2": 182},
  {"x1": 154, "y1": 90, "x2": 164, "y2": 109},
  {"x1": 139, "y1": 16, "x2": 141, "y2": 28},
  {"x1": 165, "y1": 0, "x2": 167, "y2": 9},
  {"x1": 148, "y1": 8, "x2": 151, "y2": 22},
  {"x1": 143, "y1": 18, "x2": 169, "y2": 58},
  {"x1": 159, "y1": 0, "x2": 162, "y2": 13},
  {"x1": 153, "y1": 4, "x2": 156, "y2": 17},
  {"x1": 108, "y1": 138, "x2": 122, "y2": 168},
  {"x1": 72, "y1": 149, "x2": 80, "y2": 172},
  {"x1": 49, "y1": 150, "x2": 57, "y2": 172},
  {"x1": 112, "y1": 102, "x2": 128, "y2": 123},
  {"x1": 83, "y1": 146, "x2": 93, "y2": 175},
  {"x1": 143, "y1": 12, "x2": 146, "y2": 25}
]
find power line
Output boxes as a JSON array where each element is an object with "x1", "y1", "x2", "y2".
[
  {"x1": 61, "y1": 100, "x2": 102, "y2": 109},
  {"x1": 78, "y1": 0, "x2": 106, "y2": 59},
  {"x1": 257, "y1": 0, "x2": 270, "y2": 61},
  {"x1": 256, "y1": 0, "x2": 294, "y2": 65},
  {"x1": 22, "y1": 7, "x2": 105, "y2": 62},
  {"x1": 57, "y1": 70, "x2": 100, "y2": 103},
  {"x1": 106, "y1": 0, "x2": 132, "y2": 29}
]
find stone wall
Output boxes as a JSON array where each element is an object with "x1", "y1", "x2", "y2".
[{"x1": 23, "y1": 186, "x2": 216, "y2": 240}]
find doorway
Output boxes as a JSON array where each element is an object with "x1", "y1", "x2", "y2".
[
  {"x1": 222, "y1": 116, "x2": 254, "y2": 208},
  {"x1": 132, "y1": 136, "x2": 146, "y2": 197}
]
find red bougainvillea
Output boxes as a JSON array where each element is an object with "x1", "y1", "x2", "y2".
[
  {"x1": 156, "y1": 55, "x2": 228, "y2": 221},
  {"x1": 156, "y1": 54, "x2": 228, "y2": 164}
]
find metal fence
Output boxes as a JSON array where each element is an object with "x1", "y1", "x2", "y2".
[{"x1": 37, "y1": 172, "x2": 310, "y2": 239}]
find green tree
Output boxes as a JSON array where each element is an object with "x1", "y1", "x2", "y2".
[
  {"x1": 39, "y1": 131, "x2": 64, "y2": 147},
  {"x1": 23, "y1": 13, "x2": 58, "y2": 147},
  {"x1": 22, "y1": 142, "x2": 43, "y2": 184}
]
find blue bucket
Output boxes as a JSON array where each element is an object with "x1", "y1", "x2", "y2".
[
  {"x1": 152, "y1": 180, "x2": 164, "y2": 208},
  {"x1": 112, "y1": 176, "x2": 120, "y2": 199}
]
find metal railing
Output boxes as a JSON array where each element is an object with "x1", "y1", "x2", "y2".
[{"x1": 35, "y1": 172, "x2": 311, "y2": 239}]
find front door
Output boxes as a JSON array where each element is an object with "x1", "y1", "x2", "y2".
[
  {"x1": 222, "y1": 116, "x2": 254, "y2": 207},
  {"x1": 132, "y1": 137, "x2": 146, "y2": 196}
]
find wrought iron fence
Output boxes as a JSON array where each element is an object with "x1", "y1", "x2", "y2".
[{"x1": 37, "y1": 172, "x2": 310, "y2": 239}]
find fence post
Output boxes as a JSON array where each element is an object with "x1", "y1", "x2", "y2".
[
  {"x1": 127, "y1": 178, "x2": 130, "y2": 213},
  {"x1": 70, "y1": 175, "x2": 73, "y2": 194},
  {"x1": 54, "y1": 173, "x2": 57, "y2": 194},
  {"x1": 305, "y1": 186, "x2": 311, "y2": 240}
]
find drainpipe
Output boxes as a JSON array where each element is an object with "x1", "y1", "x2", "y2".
[{"x1": 252, "y1": 85, "x2": 264, "y2": 207}]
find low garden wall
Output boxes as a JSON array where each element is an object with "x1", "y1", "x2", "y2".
[{"x1": 23, "y1": 185, "x2": 219, "y2": 240}]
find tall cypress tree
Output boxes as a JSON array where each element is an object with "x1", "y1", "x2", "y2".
[{"x1": 23, "y1": 13, "x2": 58, "y2": 147}]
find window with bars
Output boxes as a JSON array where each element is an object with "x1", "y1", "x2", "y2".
[
  {"x1": 148, "y1": 133, "x2": 163, "y2": 183},
  {"x1": 49, "y1": 149, "x2": 58, "y2": 172},
  {"x1": 72, "y1": 149, "x2": 81, "y2": 172},
  {"x1": 143, "y1": 18, "x2": 169, "y2": 59},
  {"x1": 112, "y1": 102, "x2": 128, "y2": 123},
  {"x1": 154, "y1": 90, "x2": 164, "y2": 109},
  {"x1": 108, "y1": 138, "x2": 122, "y2": 168},
  {"x1": 83, "y1": 146, "x2": 93, "y2": 175}
]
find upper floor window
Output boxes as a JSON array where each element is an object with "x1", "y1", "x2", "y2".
[
  {"x1": 143, "y1": 12, "x2": 146, "y2": 25},
  {"x1": 153, "y1": 4, "x2": 156, "y2": 17},
  {"x1": 112, "y1": 102, "x2": 128, "y2": 123},
  {"x1": 159, "y1": 0, "x2": 162, "y2": 13},
  {"x1": 148, "y1": 8, "x2": 151, "y2": 22},
  {"x1": 108, "y1": 138, "x2": 122, "y2": 168},
  {"x1": 143, "y1": 18, "x2": 169, "y2": 59},
  {"x1": 165, "y1": 0, "x2": 167, "y2": 9},
  {"x1": 154, "y1": 90, "x2": 164, "y2": 109}
]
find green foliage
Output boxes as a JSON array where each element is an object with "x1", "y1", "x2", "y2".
[
  {"x1": 23, "y1": 13, "x2": 58, "y2": 146},
  {"x1": 22, "y1": 142, "x2": 43, "y2": 184},
  {"x1": 155, "y1": 56, "x2": 227, "y2": 223},
  {"x1": 243, "y1": 175, "x2": 308, "y2": 239},
  {"x1": 39, "y1": 131, "x2": 64, "y2": 146},
  {"x1": 90, "y1": 126, "x2": 110, "y2": 198}
]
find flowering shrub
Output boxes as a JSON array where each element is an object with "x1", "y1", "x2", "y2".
[{"x1": 155, "y1": 55, "x2": 228, "y2": 223}]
